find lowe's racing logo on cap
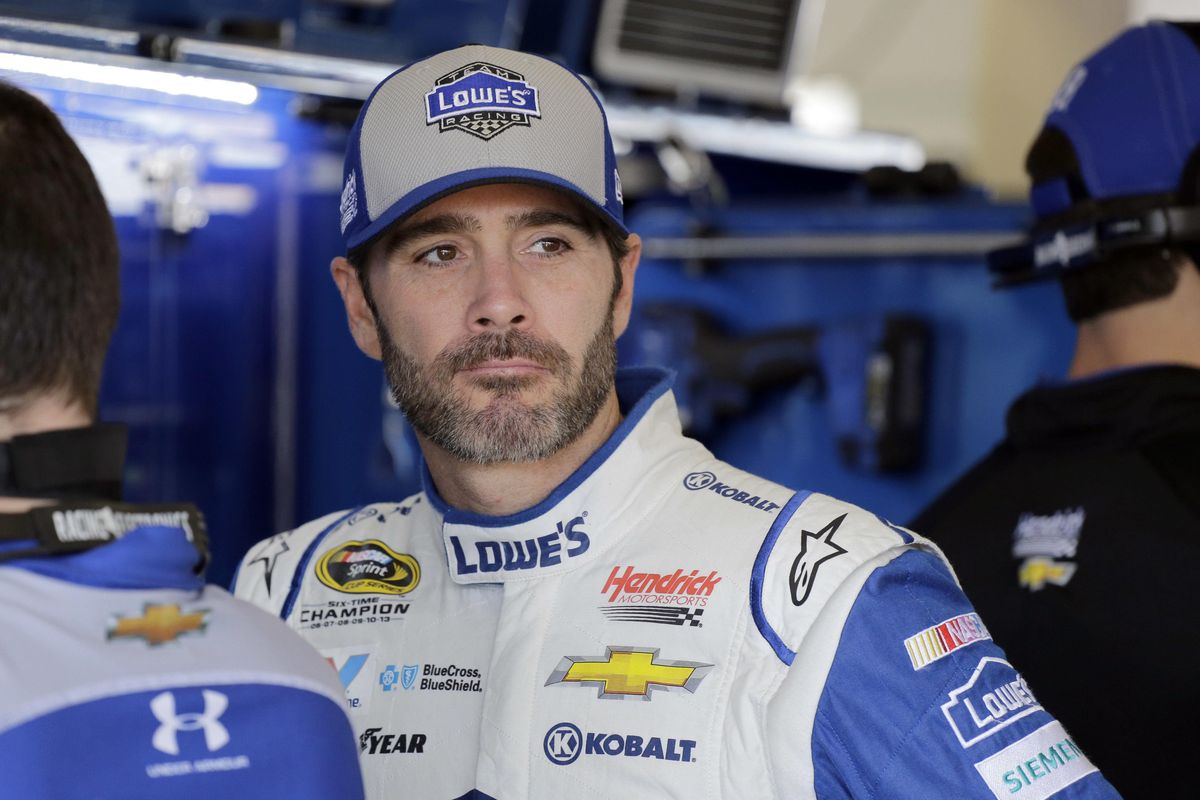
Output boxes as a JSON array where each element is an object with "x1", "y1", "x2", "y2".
[{"x1": 425, "y1": 62, "x2": 540, "y2": 141}]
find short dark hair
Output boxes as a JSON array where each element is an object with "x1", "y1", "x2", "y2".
[
  {"x1": 1059, "y1": 246, "x2": 1197, "y2": 322},
  {"x1": 347, "y1": 188, "x2": 631, "y2": 309},
  {"x1": 0, "y1": 81, "x2": 119, "y2": 415}
]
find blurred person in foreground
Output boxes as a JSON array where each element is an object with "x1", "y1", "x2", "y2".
[
  {"x1": 912, "y1": 20, "x2": 1200, "y2": 799},
  {"x1": 234, "y1": 44, "x2": 1120, "y2": 799},
  {"x1": 0, "y1": 81, "x2": 364, "y2": 799}
]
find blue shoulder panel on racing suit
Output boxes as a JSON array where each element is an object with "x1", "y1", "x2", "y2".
[{"x1": 811, "y1": 549, "x2": 1120, "y2": 799}]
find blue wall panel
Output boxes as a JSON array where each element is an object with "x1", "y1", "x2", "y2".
[{"x1": 622, "y1": 200, "x2": 1075, "y2": 526}]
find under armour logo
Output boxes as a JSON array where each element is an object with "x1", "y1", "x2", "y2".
[{"x1": 150, "y1": 690, "x2": 230, "y2": 756}]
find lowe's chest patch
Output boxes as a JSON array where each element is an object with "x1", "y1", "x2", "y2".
[{"x1": 425, "y1": 61, "x2": 540, "y2": 140}]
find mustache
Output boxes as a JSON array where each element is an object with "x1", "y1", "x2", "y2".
[{"x1": 436, "y1": 329, "x2": 572, "y2": 375}]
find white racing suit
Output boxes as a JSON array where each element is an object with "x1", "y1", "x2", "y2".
[{"x1": 234, "y1": 368, "x2": 1121, "y2": 799}]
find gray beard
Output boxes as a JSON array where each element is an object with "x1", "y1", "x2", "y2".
[{"x1": 378, "y1": 313, "x2": 617, "y2": 465}]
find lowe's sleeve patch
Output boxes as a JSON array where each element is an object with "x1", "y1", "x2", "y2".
[{"x1": 973, "y1": 721, "x2": 1098, "y2": 799}]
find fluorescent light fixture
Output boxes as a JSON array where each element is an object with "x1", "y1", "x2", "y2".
[{"x1": 0, "y1": 51, "x2": 258, "y2": 105}]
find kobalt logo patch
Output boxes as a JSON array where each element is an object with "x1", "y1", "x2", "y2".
[
  {"x1": 942, "y1": 657, "x2": 1043, "y2": 748},
  {"x1": 904, "y1": 613, "x2": 991, "y2": 670},
  {"x1": 682, "y1": 471, "x2": 781, "y2": 513},
  {"x1": 425, "y1": 61, "x2": 540, "y2": 141},
  {"x1": 544, "y1": 722, "x2": 583, "y2": 765},
  {"x1": 543, "y1": 722, "x2": 697, "y2": 766},
  {"x1": 449, "y1": 515, "x2": 589, "y2": 575},
  {"x1": 315, "y1": 540, "x2": 420, "y2": 595},
  {"x1": 545, "y1": 646, "x2": 712, "y2": 700}
]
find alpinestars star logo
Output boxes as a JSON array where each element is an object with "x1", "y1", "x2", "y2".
[
  {"x1": 789, "y1": 514, "x2": 848, "y2": 606},
  {"x1": 248, "y1": 532, "x2": 291, "y2": 595}
]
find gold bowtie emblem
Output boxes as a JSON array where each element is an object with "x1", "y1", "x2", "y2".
[
  {"x1": 545, "y1": 647, "x2": 712, "y2": 700},
  {"x1": 108, "y1": 604, "x2": 208, "y2": 645}
]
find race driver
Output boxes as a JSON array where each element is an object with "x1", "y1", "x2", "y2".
[{"x1": 234, "y1": 44, "x2": 1121, "y2": 799}]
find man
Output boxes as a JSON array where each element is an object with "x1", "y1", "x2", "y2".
[
  {"x1": 235, "y1": 45, "x2": 1119, "y2": 798},
  {"x1": 0, "y1": 81, "x2": 364, "y2": 798},
  {"x1": 911, "y1": 21, "x2": 1200, "y2": 799}
]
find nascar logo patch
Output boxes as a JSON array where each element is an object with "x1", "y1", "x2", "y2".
[{"x1": 903, "y1": 612, "x2": 991, "y2": 670}]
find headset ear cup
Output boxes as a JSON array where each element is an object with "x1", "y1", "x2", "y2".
[{"x1": 1179, "y1": 147, "x2": 1200, "y2": 205}]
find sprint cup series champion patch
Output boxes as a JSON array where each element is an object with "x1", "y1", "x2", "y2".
[
  {"x1": 425, "y1": 62, "x2": 541, "y2": 141},
  {"x1": 315, "y1": 540, "x2": 420, "y2": 595}
]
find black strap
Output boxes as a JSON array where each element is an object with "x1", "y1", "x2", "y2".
[
  {"x1": 988, "y1": 205, "x2": 1200, "y2": 286},
  {"x1": 0, "y1": 424, "x2": 127, "y2": 501},
  {"x1": 0, "y1": 500, "x2": 208, "y2": 571}
]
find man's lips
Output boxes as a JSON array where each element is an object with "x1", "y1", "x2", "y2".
[{"x1": 458, "y1": 359, "x2": 549, "y2": 375}]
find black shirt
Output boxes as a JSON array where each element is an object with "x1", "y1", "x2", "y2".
[{"x1": 911, "y1": 365, "x2": 1200, "y2": 799}]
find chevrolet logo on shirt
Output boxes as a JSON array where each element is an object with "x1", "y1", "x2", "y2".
[
  {"x1": 545, "y1": 647, "x2": 712, "y2": 700},
  {"x1": 107, "y1": 604, "x2": 208, "y2": 646},
  {"x1": 1018, "y1": 557, "x2": 1077, "y2": 591}
]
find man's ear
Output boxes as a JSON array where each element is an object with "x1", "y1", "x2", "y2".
[
  {"x1": 612, "y1": 233, "x2": 642, "y2": 340},
  {"x1": 331, "y1": 256, "x2": 382, "y2": 360}
]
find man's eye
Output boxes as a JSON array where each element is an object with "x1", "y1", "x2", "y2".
[
  {"x1": 528, "y1": 238, "x2": 570, "y2": 256},
  {"x1": 418, "y1": 245, "x2": 459, "y2": 264}
]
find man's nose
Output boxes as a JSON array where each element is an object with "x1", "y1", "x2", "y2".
[{"x1": 466, "y1": 254, "x2": 532, "y2": 333}]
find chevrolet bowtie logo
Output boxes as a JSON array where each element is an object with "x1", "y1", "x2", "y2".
[
  {"x1": 108, "y1": 603, "x2": 208, "y2": 646},
  {"x1": 545, "y1": 647, "x2": 712, "y2": 700}
]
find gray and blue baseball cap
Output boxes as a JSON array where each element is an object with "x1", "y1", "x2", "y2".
[{"x1": 338, "y1": 44, "x2": 627, "y2": 252}]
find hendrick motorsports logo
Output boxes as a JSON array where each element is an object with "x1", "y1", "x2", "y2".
[
  {"x1": 600, "y1": 564, "x2": 719, "y2": 627},
  {"x1": 682, "y1": 471, "x2": 781, "y2": 513},
  {"x1": 425, "y1": 61, "x2": 540, "y2": 141},
  {"x1": 543, "y1": 722, "x2": 697, "y2": 766},
  {"x1": 315, "y1": 540, "x2": 420, "y2": 595}
]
